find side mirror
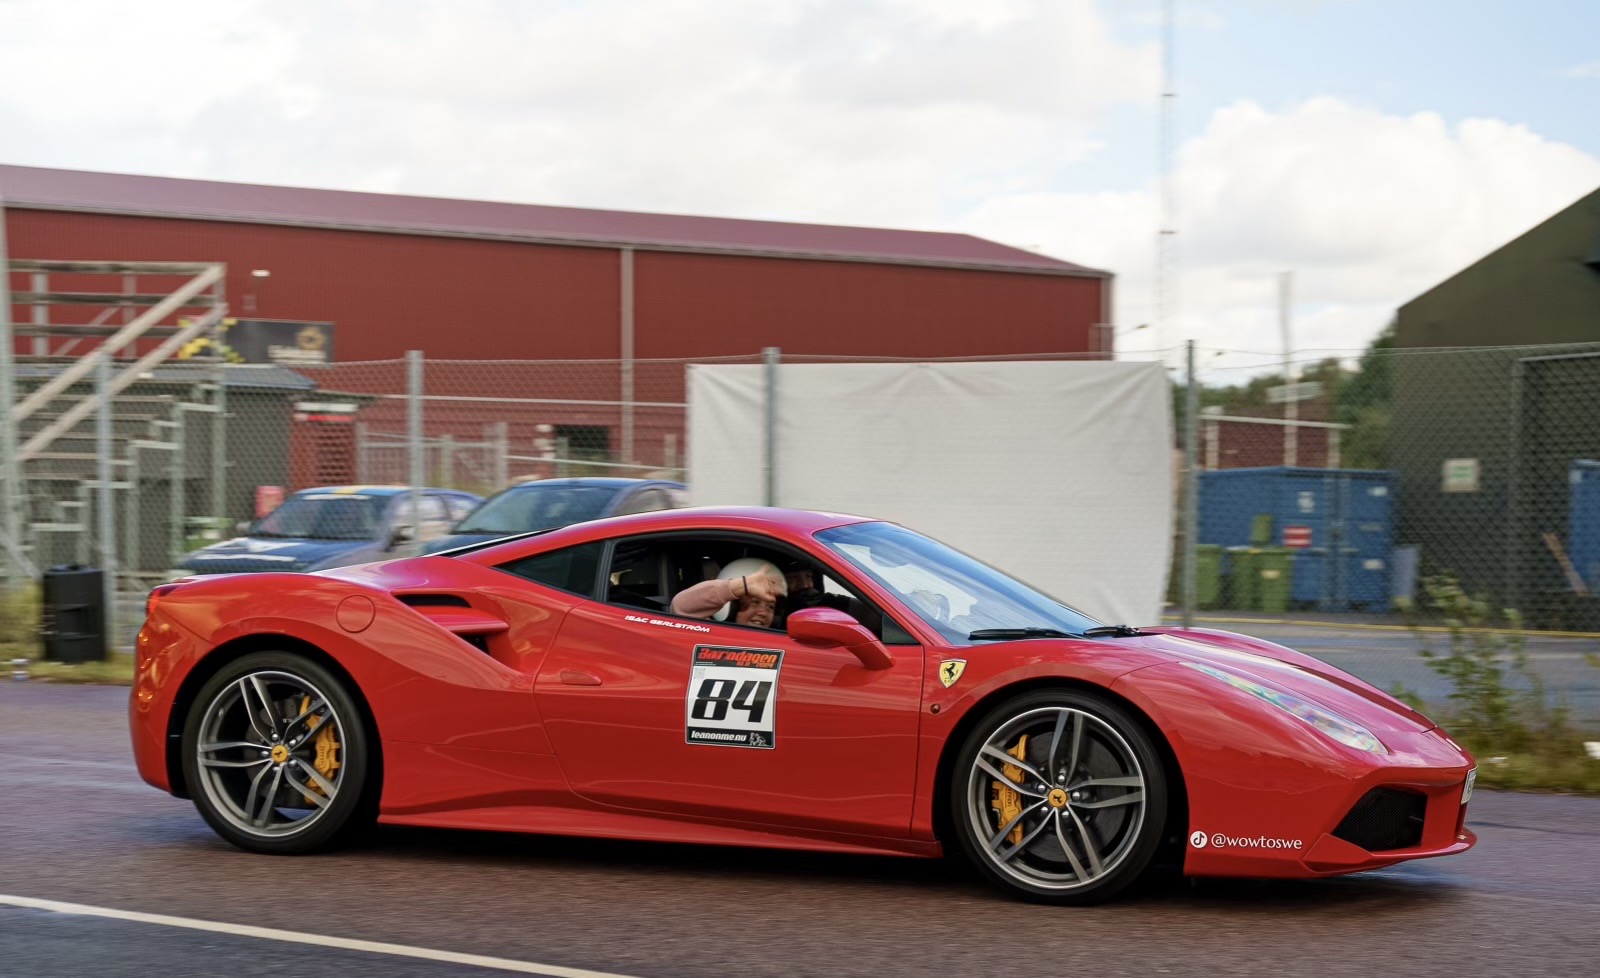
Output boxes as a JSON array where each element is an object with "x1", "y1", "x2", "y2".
[
  {"x1": 390, "y1": 524, "x2": 416, "y2": 547},
  {"x1": 786, "y1": 607, "x2": 894, "y2": 671}
]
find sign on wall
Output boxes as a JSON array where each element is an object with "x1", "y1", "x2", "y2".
[
  {"x1": 1442, "y1": 458, "x2": 1480, "y2": 493},
  {"x1": 178, "y1": 319, "x2": 336, "y2": 365}
]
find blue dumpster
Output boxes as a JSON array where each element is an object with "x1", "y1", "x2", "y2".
[
  {"x1": 1570, "y1": 460, "x2": 1600, "y2": 593},
  {"x1": 1199, "y1": 467, "x2": 1395, "y2": 612}
]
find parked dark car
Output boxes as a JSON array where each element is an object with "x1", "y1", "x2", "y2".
[
  {"x1": 420, "y1": 478, "x2": 686, "y2": 553},
  {"x1": 173, "y1": 486, "x2": 482, "y2": 576}
]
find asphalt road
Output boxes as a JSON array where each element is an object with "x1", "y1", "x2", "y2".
[
  {"x1": 1187, "y1": 618, "x2": 1600, "y2": 722},
  {"x1": 2, "y1": 682, "x2": 1598, "y2": 978}
]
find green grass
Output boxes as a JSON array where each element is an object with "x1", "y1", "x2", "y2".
[
  {"x1": 2, "y1": 639, "x2": 135, "y2": 685},
  {"x1": 1474, "y1": 752, "x2": 1600, "y2": 794},
  {"x1": 2, "y1": 584, "x2": 135, "y2": 685},
  {"x1": 0, "y1": 586, "x2": 40, "y2": 645}
]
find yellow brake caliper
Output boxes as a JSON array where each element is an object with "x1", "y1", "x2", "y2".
[
  {"x1": 989, "y1": 735, "x2": 1029, "y2": 845},
  {"x1": 297, "y1": 696, "x2": 341, "y2": 805}
]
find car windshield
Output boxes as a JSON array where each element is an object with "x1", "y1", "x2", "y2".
[
  {"x1": 254, "y1": 493, "x2": 386, "y2": 541},
  {"x1": 454, "y1": 485, "x2": 617, "y2": 534},
  {"x1": 816, "y1": 522, "x2": 1102, "y2": 645}
]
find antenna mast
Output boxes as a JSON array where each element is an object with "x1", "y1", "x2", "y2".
[{"x1": 1157, "y1": 0, "x2": 1178, "y2": 355}]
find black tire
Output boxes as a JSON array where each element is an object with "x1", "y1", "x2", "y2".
[
  {"x1": 181, "y1": 651, "x2": 375, "y2": 854},
  {"x1": 948, "y1": 688, "x2": 1167, "y2": 904}
]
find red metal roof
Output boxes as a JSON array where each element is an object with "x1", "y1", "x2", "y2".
[{"x1": 0, "y1": 164, "x2": 1103, "y2": 277}]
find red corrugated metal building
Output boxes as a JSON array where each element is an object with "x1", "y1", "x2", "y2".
[
  {"x1": 2, "y1": 164, "x2": 1112, "y2": 484},
  {"x1": 2, "y1": 164, "x2": 1109, "y2": 360}
]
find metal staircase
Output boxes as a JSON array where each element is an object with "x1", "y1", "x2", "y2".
[{"x1": 2, "y1": 259, "x2": 229, "y2": 636}]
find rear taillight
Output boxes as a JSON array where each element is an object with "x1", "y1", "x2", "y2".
[{"x1": 145, "y1": 583, "x2": 184, "y2": 620}]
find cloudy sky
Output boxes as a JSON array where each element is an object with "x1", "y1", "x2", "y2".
[{"x1": 2, "y1": 0, "x2": 1597, "y2": 368}]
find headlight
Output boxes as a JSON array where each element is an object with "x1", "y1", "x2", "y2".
[
  {"x1": 1461, "y1": 768, "x2": 1476, "y2": 805},
  {"x1": 1182, "y1": 661, "x2": 1388, "y2": 754}
]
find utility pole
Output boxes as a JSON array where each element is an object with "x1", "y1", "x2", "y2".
[
  {"x1": 1182, "y1": 339, "x2": 1199, "y2": 627},
  {"x1": 1280, "y1": 271, "x2": 1297, "y2": 467}
]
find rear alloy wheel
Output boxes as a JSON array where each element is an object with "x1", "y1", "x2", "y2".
[
  {"x1": 950, "y1": 689, "x2": 1167, "y2": 903},
  {"x1": 181, "y1": 653, "x2": 374, "y2": 853}
]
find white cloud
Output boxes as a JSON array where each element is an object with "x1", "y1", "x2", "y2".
[
  {"x1": 1560, "y1": 61, "x2": 1600, "y2": 79},
  {"x1": 963, "y1": 98, "x2": 1600, "y2": 364},
  {"x1": 0, "y1": 0, "x2": 1157, "y2": 226}
]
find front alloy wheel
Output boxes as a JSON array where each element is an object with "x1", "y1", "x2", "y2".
[
  {"x1": 182, "y1": 653, "x2": 373, "y2": 853},
  {"x1": 951, "y1": 689, "x2": 1167, "y2": 903}
]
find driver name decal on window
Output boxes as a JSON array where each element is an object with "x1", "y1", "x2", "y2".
[{"x1": 685, "y1": 645, "x2": 783, "y2": 749}]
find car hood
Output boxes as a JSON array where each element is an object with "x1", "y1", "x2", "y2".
[
  {"x1": 1109, "y1": 626, "x2": 1437, "y2": 736},
  {"x1": 178, "y1": 536, "x2": 377, "y2": 574}
]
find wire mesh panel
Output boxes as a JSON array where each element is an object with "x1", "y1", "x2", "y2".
[{"x1": 1189, "y1": 344, "x2": 1600, "y2": 724}]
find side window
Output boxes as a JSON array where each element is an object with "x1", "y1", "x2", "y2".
[
  {"x1": 391, "y1": 494, "x2": 445, "y2": 525},
  {"x1": 499, "y1": 542, "x2": 605, "y2": 596},
  {"x1": 445, "y1": 495, "x2": 477, "y2": 522},
  {"x1": 605, "y1": 538, "x2": 670, "y2": 611},
  {"x1": 802, "y1": 568, "x2": 918, "y2": 646},
  {"x1": 616, "y1": 489, "x2": 669, "y2": 516}
]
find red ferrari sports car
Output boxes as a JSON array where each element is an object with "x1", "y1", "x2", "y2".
[{"x1": 131, "y1": 507, "x2": 1476, "y2": 903}]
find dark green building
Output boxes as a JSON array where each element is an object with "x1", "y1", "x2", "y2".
[{"x1": 1392, "y1": 186, "x2": 1600, "y2": 623}]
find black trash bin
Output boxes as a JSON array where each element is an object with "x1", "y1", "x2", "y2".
[{"x1": 40, "y1": 565, "x2": 107, "y2": 664}]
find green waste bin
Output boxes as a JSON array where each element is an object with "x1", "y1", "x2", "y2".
[
  {"x1": 1255, "y1": 547, "x2": 1293, "y2": 613},
  {"x1": 1249, "y1": 513, "x2": 1274, "y2": 546},
  {"x1": 1195, "y1": 544, "x2": 1222, "y2": 609},
  {"x1": 1226, "y1": 548, "x2": 1258, "y2": 611},
  {"x1": 184, "y1": 516, "x2": 234, "y2": 553}
]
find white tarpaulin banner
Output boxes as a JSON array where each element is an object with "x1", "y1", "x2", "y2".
[{"x1": 687, "y1": 360, "x2": 1173, "y2": 626}]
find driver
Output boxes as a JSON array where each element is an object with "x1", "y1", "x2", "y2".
[
  {"x1": 670, "y1": 558, "x2": 787, "y2": 628},
  {"x1": 783, "y1": 562, "x2": 884, "y2": 633}
]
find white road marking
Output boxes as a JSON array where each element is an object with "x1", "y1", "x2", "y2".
[
  {"x1": 0, "y1": 894, "x2": 645, "y2": 978},
  {"x1": 0, "y1": 752, "x2": 132, "y2": 770}
]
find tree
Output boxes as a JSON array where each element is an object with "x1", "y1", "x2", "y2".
[{"x1": 1331, "y1": 322, "x2": 1395, "y2": 469}]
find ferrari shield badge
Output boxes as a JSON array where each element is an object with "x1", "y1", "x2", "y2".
[{"x1": 939, "y1": 659, "x2": 967, "y2": 688}]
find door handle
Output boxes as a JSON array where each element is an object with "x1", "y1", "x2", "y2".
[{"x1": 559, "y1": 669, "x2": 603, "y2": 687}]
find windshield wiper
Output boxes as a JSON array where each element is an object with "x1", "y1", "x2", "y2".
[
  {"x1": 1082, "y1": 624, "x2": 1146, "y2": 638},
  {"x1": 968, "y1": 627, "x2": 1075, "y2": 641}
]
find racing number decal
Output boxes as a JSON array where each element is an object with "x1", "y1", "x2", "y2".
[{"x1": 685, "y1": 645, "x2": 783, "y2": 749}]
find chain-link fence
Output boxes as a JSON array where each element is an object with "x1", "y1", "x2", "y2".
[
  {"x1": 1181, "y1": 343, "x2": 1600, "y2": 628},
  {"x1": 1175, "y1": 341, "x2": 1600, "y2": 726},
  {"x1": 2, "y1": 341, "x2": 1598, "y2": 722}
]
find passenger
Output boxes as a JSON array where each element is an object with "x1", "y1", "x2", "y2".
[{"x1": 670, "y1": 558, "x2": 787, "y2": 628}]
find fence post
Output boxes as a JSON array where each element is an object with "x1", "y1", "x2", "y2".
[
  {"x1": 1505, "y1": 356, "x2": 1525, "y2": 613},
  {"x1": 491, "y1": 422, "x2": 509, "y2": 490},
  {"x1": 211, "y1": 362, "x2": 227, "y2": 521},
  {"x1": 0, "y1": 194, "x2": 29, "y2": 585},
  {"x1": 407, "y1": 351, "x2": 423, "y2": 543},
  {"x1": 96, "y1": 349, "x2": 116, "y2": 639},
  {"x1": 169, "y1": 404, "x2": 186, "y2": 567},
  {"x1": 620, "y1": 247, "x2": 635, "y2": 465},
  {"x1": 763, "y1": 346, "x2": 780, "y2": 507},
  {"x1": 1182, "y1": 339, "x2": 1199, "y2": 627}
]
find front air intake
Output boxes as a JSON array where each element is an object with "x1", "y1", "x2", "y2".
[{"x1": 1333, "y1": 787, "x2": 1427, "y2": 852}]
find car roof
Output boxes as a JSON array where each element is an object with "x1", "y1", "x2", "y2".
[
  {"x1": 502, "y1": 477, "x2": 685, "y2": 491},
  {"x1": 294, "y1": 485, "x2": 476, "y2": 498},
  {"x1": 457, "y1": 506, "x2": 877, "y2": 559}
]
